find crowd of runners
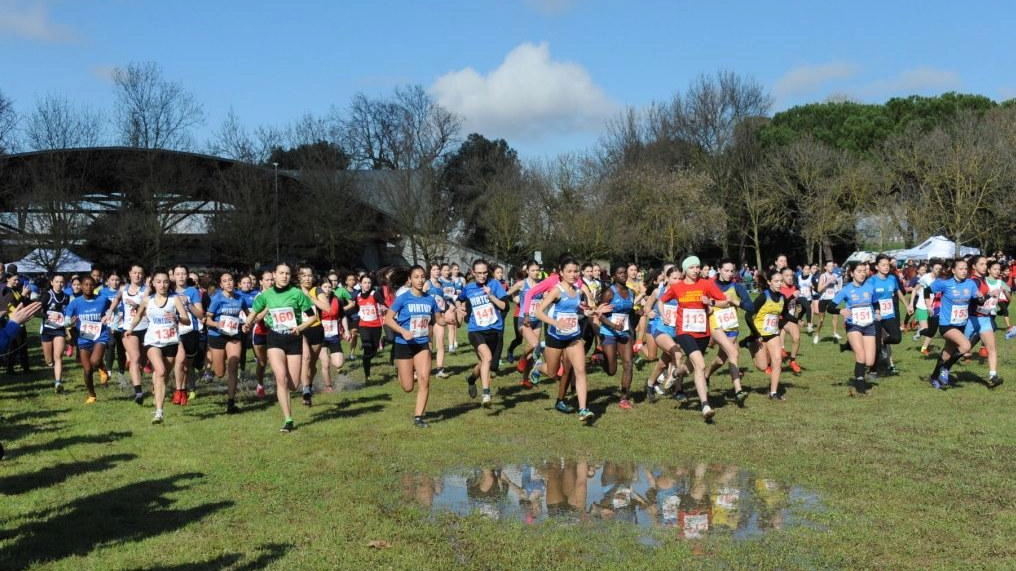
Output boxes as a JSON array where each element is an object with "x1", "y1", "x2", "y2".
[{"x1": 6, "y1": 250, "x2": 1013, "y2": 432}]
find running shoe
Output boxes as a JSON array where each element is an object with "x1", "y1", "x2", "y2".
[
  {"x1": 226, "y1": 400, "x2": 240, "y2": 414},
  {"x1": 919, "y1": 347, "x2": 930, "y2": 356},
  {"x1": 806, "y1": 324, "x2": 814, "y2": 334},
  {"x1": 701, "y1": 404, "x2": 715, "y2": 421},
  {"x1": 347, "y1": 354, "x2": 357, "y2": 361},
  {"x1": 673, "y1": 391, "x2": 688, "y2": 402},
  {"x1": 172, "y1": 390, "x2": 183, "y2": 405},
  {"x1": 280, "y1": 420, "x2": 295, "y2": 433},
  {"x1": 302, "y1": 391, "x2": 313, "y2": 407},
  {"x1": 520, "y1": 378, "x2": 534, "y2": 389},
  {"x1": 413, "y1": 416, "x2": 429, "y2": 428},
  {"x1": 54, "y1": 381, "x2": 63, "y2": 394},
  {"x1": 734, "y1": 390, "x2": 749, "y2": 406},
  {"x1": 654, "y1": 383, "x2": 666, "y2": 396},
  {"x1": 768, "y1": 392, "x2": 785, "y2": 401},
  {"x1": 98, "y1": 368, "x2": 109, "y2": 386},
  {"x1": 516, "y1": 357, "x2": 528, "y2": 373},
  {"x1": 85, "y1": 395, "x2": 97, "y2": 404},
  {"x1": 663, "y1": 371, "x2": 677, "y2": 390},
  {"x1": 255, "y1": 384, "x2": 267, "y2": 399},
  {"x1": 937, "y1": 369, "x2": 951, "y2": 387},
  {"x1": 506, "y1": 354, "x2": 517, "y2": 364},
  {"x1": 322, "y1": 385, "x2": 335, "y2": 393},
  {"x1": 930, "y1": 378, "x2": 944, "y2": 390},
  {"x1": 64, "y1": 345, "x2": 73, "y2": 357},
  {"x1": 555, "y1": 400, "x2": 575, "y2": 414},
  {"x1": 188, "y1": 390, "x2": 197, "y2": 402},
  {"x1": 179, "y1": 391, "x2": 189, "y2": 406},
  {"x1": 987, "y1": 375, "x2": 1004, "y2": 389},
  {"x1": 134, "y1": 392, "x2": 144, "y2": 406},
  {"x1": 812, "y1": 334, "x2": 820, "y2": 345},
  {"x1": 765, "y1": 367, "x2": 772, "y2": 375},
  {"x1": 578, "y1": 408, "x2": 595, "y2": 423},
  {"x1": 529, "y1": 368, "x2": 542, "y2": 385},
  {"x1": 201, "y1": 369, "x2": 214, "y2": 383},
  {"x1": 481, "y1": 393, "x2": 492, "y2": 407},
  {"x1": 979, "y1": 347, "x2": 989, "y2": 358},
  {"x1": 618, "y1": 397, "x2": 632, "y2": 410},
  {"x1": 435, "y1": 369, "x2": 451, "y2": 379},
  {"x1": 152, "y1": 410, "x2": 164, "y2": 424},
  {"x1": 467, "y1": 377, "x2": 478, "y2": 399},
  {"x1": 886, "y1": 366, "x2": 899, "y2": 376},
  {"x1": 912, "y1": 332, "x2": 922, "y2": 341},
  {"x1": 833, "y1": 333, "x2": 842, "y2": 341},
  {"x1": 781, "y1": 349, "x2": 790, "y2": 360},
  {"x1": 646, "y1": 386, "x2": 659, "y2": 403},
  {"x1": 789, "y1": 360, "x2": 802, "y2": 374}
]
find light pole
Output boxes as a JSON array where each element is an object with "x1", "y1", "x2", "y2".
[{"x1": 273, "y1": 162, "x2": 279, "y2": 261}]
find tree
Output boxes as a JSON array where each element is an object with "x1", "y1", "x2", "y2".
[
  {"x1": 207, "y1": 109, "x2": 281, "y2": 164},
  {"x1": 665, "y1": 70, "x2": 772, "y2": 156},
  {"x1": 0, "y1": 89, "x2": 17, "y2": 154},
  {"x1": 112, "y1": 62, "x2": 204, "y2": 150},
  {"x1": 23, "y1": 94, "x2": 104, "y2": 150}
]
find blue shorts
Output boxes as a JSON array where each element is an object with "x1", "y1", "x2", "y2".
[
  {"x1": 601, "y1": 334, "x2": 631, "y2": 346},
  {"x1": 40, "y1": 328, "x2": 66, "y2": 342},
  {"x1": 846, "y1": 323, "x2": 876, "y2": 336},
  {"x1": 964, "y1": 316, "x2": 995, "y2": 338}
]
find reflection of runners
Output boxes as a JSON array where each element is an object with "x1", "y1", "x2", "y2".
[
  {"x1": 578, "y1": 408, "x2": 595, "y2": 423},
  {"x1": 85, "y1": 395, "x2": 97, "y2": 404},
  {"x1": 436, "y1": 369, "x2": 450, "y2": 379},
  {"x1": 152, "y1": 410, "x2": 164, "y2": 424},
  {"x1": 618, "y1": 398, "x2": 632, "y2": 410},
  {"x1": 413, "y1": 416, "x2": 429, "y2": 428},
  {"x1": 555, "y1": 400, "x2": 575, "y2": 414},
  {"x1": 701, "y1": 405, "x2": 715, "y2": 421},
  {"x1": 481, "y1": 393, "x2": 492, "y2": 407},
  {"x1": 280, "y1": 420, "x2": 295, "y2": 433},
  {"x1": 255, "y1": 384, "x2": 267, "y2": 399}
]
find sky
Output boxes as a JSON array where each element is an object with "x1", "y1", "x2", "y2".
[{"x1": 1, "y1": 0, "x2": 1014, "y2": 160}]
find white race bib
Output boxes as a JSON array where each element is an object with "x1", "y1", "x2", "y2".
[
  {"x1": 662, "y1": 305, "x2": 677, "y2": 327},
  {"x1": 410, "y1": 316, "x2": 430, "y2": 338},
  {"x1": 878, "y1": 298, "x2": 895, "y2": 318},
  {"x1": 124, "y1": 304, "x2": 138, "y2": 324},
  {"x1": 681, "y1": 308, "x2": 707, "y2": 333},
  {"x1": 762, "y1": 314, "x2": 780, "y2": 335},
  {"x1": 219, "y1": 315, "x2": 240, "y2": 336},
  {"x1": 949, "y1": 305, "x2": 968, "y2": 324},
  {"x1": 473, "y1": 303, "x2": 497, "y2": 327},
  {"x1": 322, "y1": 319, "x2": 339, "y2": 338},
  {"x1": 269, "y1": 307, "x2": 297, "y2": 332},
  {"x1": 799, "y1": 285, "x2": 812, "y2": 297},
  {"x1": 152, "y1": 321, "x2": 179, "y2": 344},
  {"x1": 556, "y1": 312, "x2": 579, "y2": 336},
  {"x1": 851, "y1": 306, "x2": 874, "y2": 326},
  {"x1": 358, "y1": 303, "x2": 378, "y2": 323},
  {"x1": 609, "y1": 313, "x2": 630, "y2": 332},
  {"x1": 714, "y1": 307, "x2": 739, "y2": 330},
  {"x1": 976, "y1": 297, "x2": 998, "y2": 315},
  {"x1": 45, "y1": 311, "x2": 65, "y2": 329},
  {"x1": 79, "y1": 320, "x2": 102, "y2": 341}
]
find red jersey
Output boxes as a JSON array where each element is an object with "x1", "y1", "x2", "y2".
[
  {"x1": 356, "y1": 291, "x2": 384, "y2": 328},
  {"x1": 659, "y1": 278, "x2": 726, "y2": 338}
]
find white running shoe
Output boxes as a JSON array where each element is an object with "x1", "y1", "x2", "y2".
[
  {"x1": 152, "y1": 410, "x2": 164, "y2": 424},
  {"x1": 702, "y1": 405, "x2": 715, "y2": 421},
  {"x1": 812, "y1": 334, "x2": 820, "y2": 345}
]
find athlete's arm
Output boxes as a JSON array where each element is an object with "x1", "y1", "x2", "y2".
[
  {"x1": 174, "y1": 297, "x2": 192, "y2": 326},
  {"x1": 534, "y1": 287, "x2": 562, "y2": 327}
]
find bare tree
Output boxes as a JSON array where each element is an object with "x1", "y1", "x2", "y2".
[
  {"x1": 112, "y1": 62, "x2": 204, "y2": 150},
  {"x1": 0, "y1": 89, "x2": 17, "y2": 154},
  {"x1": 207, "y1": 108, "x2": 280, "y2": 164},
  {"x1": 666, "y1": 71, "x2": 772, "y2": 155},
  {"x1": 23, "y1": 94, "x2": 104, "y2": 150}
]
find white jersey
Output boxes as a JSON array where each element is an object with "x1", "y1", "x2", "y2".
[
  {"x1": 915, "y1": 273, "x2": 936, "y2": 310},
  {"x1": 819, "y1": 272, "x2": 840, "y2": 300},
  {"x1": 796, "y1": 274, "x2": 813, "y2": 298},
  {"x1": 120, "y1": 284, "x2": 148, "y2": 331},
  {"x1": 143, "y1": 296, "x2": 181, "y2": 348}
]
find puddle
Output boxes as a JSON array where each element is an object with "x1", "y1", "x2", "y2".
[{"x1": 404, "y1": 461, "x2": 823, "y2": 540}]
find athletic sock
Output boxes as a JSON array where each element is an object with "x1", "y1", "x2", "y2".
[
  {"x1": 990, "y1": 370, "x2": 997, "y2": 377},
  {"x1": 134, "y1": 385, "x2": 143, "y2": 395},
  {"x1": 945, "y1": 353, "x2": 963, "y2": 370},
  {"x1": 853, "y1": 362, "x2": 866, "y2": 380},
  {"x1": 482, "y1": 388, "x2": 491, "y2": 395}
]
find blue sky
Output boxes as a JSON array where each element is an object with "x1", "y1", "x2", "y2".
[{"x1": 2, "y1": 0, "x2": 1013, "y2": 159}]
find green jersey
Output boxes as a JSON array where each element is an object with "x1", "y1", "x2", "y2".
[{"x1": 251, "y1": 285, "x2": 313, "y2": 333}]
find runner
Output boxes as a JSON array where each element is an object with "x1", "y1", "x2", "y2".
[
  {"x1": 645, "y1": 265, "x2": 687, "y2": 402},
  {"x1": 39, "y1": 274, "x2": 70, "y2": 394},
  {"x1": 796, "y1": 264, "x2": 815, "y2": 333},
  {"x1": 100, "y1": 272, "x2": 124, "y2": 380},
  {"x1": 813, "y1": 261, "x2": 842, "y2": 344},
  {"x1": 243, "y1": 262, "x2": 316, "y2": 432},
  {"x1": 354, "y1": 273, "x2": 386, "y2": 384},
  {"x1": 64, "y1": 276, "x2": 112, "y2": 404},
  {"x1": 124, "y1": 269, "x2": 191, "y2": 424},
  {"x1": 831, "y1": 261, "x2": 878, "y2": 396},
  {"x1": 909, "y1": 261, "x2": 942, "y2": 355},
  {"x1": 533, "y1": 257, "x2": 596, "y2": 422},
  {"x1": 341, "y1": 272, "x2": 360, "y2": 362},
  {"x1": 506, "y1": 261, "x2": 544, "y2": 388},
  {"x1": 170, "y1": 265, "x2": 205, "y2": 406},
  {"x1": 657, "y1": 256, "x2": 732, "y2": 421},
  {"x1": 705, "y1": 259, "x2": 754, "y2": 404},
  {"x1": 107, "y1": 264, "x2": 148, "y2": 404},
  {"x1": 927, "y1": 259, "x2": 981, "y2": 390},
  {"x1": 448, "y1": 263, "x2": 466, "y2": 353},
  {"x1": 316, "y1": 279, "x2": 350, "y2": 392},
  {"x1": 250, "y1": 270, "x2": 274, "y2": 398},
  {"x1": 597, "y1": 264, "x2": 636, "y2": 409},
  {"x1": 743, "y1": 269, "x2": 792, "y2": 400},
  {"x1": 869, "y1": 255, "x2": 909, "y2": 376},
  {"x1": 383, "y1": 265, "x2": 446, "y2": 428},
  {"x1": 426, "y1": 264, "x2": 451, "y2": 379},
  {"x1": 205, "y1": 272, "x2": 250, "y2": 414},
  {"x1": 456, "y1": 259, "x2": 509, "y2": 407},
  {"x1": 778, "y1": 267, "x2": 804, "y2": 374},
  {"x1": 236, "y1": 273, "x2": 257, "y2": 371},
  {"x1": 965, "y1": 256, "x2": 1005, "y2": 388}
]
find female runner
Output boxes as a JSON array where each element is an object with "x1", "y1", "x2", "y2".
[
  {"x1": 64, "y1": 276, "x2": 112, "y2": 404},
  {"x1": 40, "y1": 274, "x2": 70, "y2": 394},
  {"x1": 205, "y1": 272, "x2": 250, "y2": 414}
]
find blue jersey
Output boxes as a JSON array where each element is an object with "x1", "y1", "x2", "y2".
[
  {"x1": 650, "y1": 283, "x2": 678, "y2": 338},
  {"x1": 930, "y1": 278, "x2": 977, "y2": 326},
  {"x1": 833, "y1": 281, "x2": 876, "y2": 326},
  {"x1": 65, "y1": 295, "x2": 112, "y2": 345},
  {"x1": 519, "y1": 279, "x2": 543, "y2": 323},
  {"x1": 458, "y1": 280, "x2": 508, "y2": 332},
  {"x1": 173, "y1": 285, "x2": 204, "y2": 334},
  {"x1": 439, "y1": 278, "x2": 459, "y2": 302},
  {"x1": 424, "y1": 280, "x2": 447, "y2": 311},
  {"x1": 546, "y1": 284, "x2": 582, "y2": 341},
  {"x1": 600, "y1": 284, "x2": 635, "y2": 337},
  {"x1": 207, "y1": 291, "x2": 248, "y2": 338},
  {"x1": 868, "y1": 273, "x2": 902, "y2": 320},
  {"x1": 390, "y1": 290, "x2": 441, "y2": 345}
]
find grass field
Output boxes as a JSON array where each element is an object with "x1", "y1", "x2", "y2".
[{"x1": 2, "y1": 317, "x2": 1015, "y2": 570}]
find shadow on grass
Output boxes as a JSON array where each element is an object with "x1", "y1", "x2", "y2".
[
  {"x1": 186, "y1": 398, "x2": 277, "y2": 421},
  {"x1": 7, "y1": 431, "x2": 133, "y2": 458},
  {"x1": 122, "y1": 542, "x2": 292, "y2": 571},
  {"x1": 0, "y1": 472, "x2": 233, "y2": 571},
  {"x1": 487, "y1": 384, "x2": 551, "y2": 416},
  {"x1": 0, "y1": 453, "x2": 136, "y2": 495},
  {"x1": 301, "y1": 396, "x2": 389, "y2": 427},
  {"x1": 428, "y1": 401, "x2": 479, "y2": 423}
]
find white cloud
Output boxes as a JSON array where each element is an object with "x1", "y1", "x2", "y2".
[
  {"x1": 0, "y1": 0, "x2": 76, "y2": 42},
  {"x1": 858, "y1": 67, "x2": 961, "y2": 98},
  {"x1": 431, "y1": 42, "x2": 616, "y2": 143},
  {"x1": 774, "y1": 62, "x2": 859, "y2": 99},
  {"x1": 524, "y1": 0, "x2": 577, "y2": 16}
]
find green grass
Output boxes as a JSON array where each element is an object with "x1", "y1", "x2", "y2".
[{"x1": 2, "y1": 318, "x2": 1016, "y2": 570}]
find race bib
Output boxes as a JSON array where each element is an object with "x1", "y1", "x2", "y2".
[
  {"x1": 79, "y1": 320, "x2": 102, "y2": 341},
  {"x1": 474, "y1": 303, "x2": 497, "y2": 327},
  {"x1": 269, "y1": 307, "x2": 297, "y2": 332},
  {"x1": 851, "y1": 306, "x2": 874, "y2": 326},
  {"x1": 322, "y1": 319, "x2": 339, "y2": 338},
  {"x1": 124, "y1": 304, "x2": 138, "y2": 324},
  {"x1": 949, "y1": 305, "x2": 968, "y2": 324},
  {"x1": 799, "y1": 285, "x2": 812, "y2": 297},
  {"x1": 878, "y1": 298, "x2": 895, "y2": 318},
  {"x1": 662, "y1": 305, "x2": 677, "y2": 327},
  {"x1": 410, "y1": 316, "x2": 430, "y2": 338},
  {"x1": 45, "y1": 311, "x2": 65, "y2": 329},
  {"x1": 714, "y1": 307, "x2": 738, "y2": 330},
  {"x1": 358, "y1": 303, "x2": 378, "y2": 322},
  {"x1": 443, "y1": 286, "x2": 456, "y2": 298},
  {"x1": 528, "y1": 297, "x2": 542, "y2": 318},
  {"x1": 433, "y1": 296, "x2": 446, "y2": 311},
  {"x1": 609, "y1": 313, "x2": 630, "y2": 332},
  {"x1": 219, "y1": 315, "x2": 240, "y2": 336},
  {"x1": 151, "y1": 321, "x2": 179, "y2": 344},
  {"x1": 762, "y1": 314, "x2": 780, "y2": 335},
  {"x1": 556, "y1": 312, "x2": 579, "y2": 335},
  {"x1": 681, "y1": 308, "x2": 707, "y2": 333},
  {"x1": 821, "y1": 287, "x2": 836, "y2": 300},
  {"x1": 976, "y1": 297, "x2": 998, "y2": 315}
]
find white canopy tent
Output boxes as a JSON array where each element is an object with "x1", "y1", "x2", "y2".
[
  {"x1": 893, "y1": 236, "x2": 980, "y2": 261},
  {"x1": 7, "y1": 248, "x2": 94, "y2": 274}
]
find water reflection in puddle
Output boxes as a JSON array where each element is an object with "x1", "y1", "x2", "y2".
[{"x1": 404, "y1": 461, "x2": 822, "y2": 540}]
